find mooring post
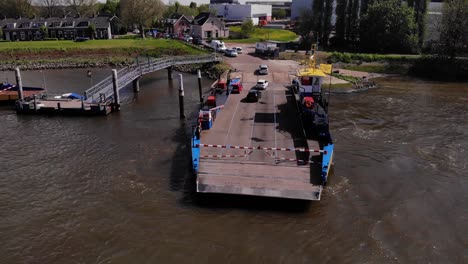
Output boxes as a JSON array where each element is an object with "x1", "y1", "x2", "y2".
[
  {"x1": 178, "y1": 74, "x2": 185, "y2": 119},
  {"x1": 83, "y1": 91, "x2": 88, "y2": 100},
  {"x1": 57, "y1": 102, "x2": 61, "y2": 110},
  {"x1": 167, "y1": 66, "x2": 173, "y2": 80},
  {"x1": 112, "y1": 69, "x2": 120, "y2": 110},
  {"x1": 197, "y1": 69, "x2": 203, "y2": 103},
  {"x1": 133, "y1": 77, "x2": 140, "y2": 92},
  {"x1": 14, "y1": 67, "x2": 24, "y2": 101},
  {"x1": 81, "y1": 97, "x2": 84, "y2": 110}
]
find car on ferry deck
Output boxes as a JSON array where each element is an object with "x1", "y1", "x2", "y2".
[{"x1": 256, "y1": 80, "x2": 269, "y2": 90}]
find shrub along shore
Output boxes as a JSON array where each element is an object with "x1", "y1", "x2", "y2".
[{"x1": 280, "y1": 51, "x2": 468, "y2": 81}]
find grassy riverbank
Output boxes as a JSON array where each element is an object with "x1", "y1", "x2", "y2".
[
  {"x1": 0, "y1": 39, "x2": 206, "y2": 70},
  {"x1": 279, "y1": 51, "x2": 417, "y2": 76},
  {"x1": 228, "y1": 26, "x2": 298, "y2": 43}
]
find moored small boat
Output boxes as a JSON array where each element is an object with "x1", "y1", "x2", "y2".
[{"x1": 0, "y1": 83, "x2": 45, "y2": 103}]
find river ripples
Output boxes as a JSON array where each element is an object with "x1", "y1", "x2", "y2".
[{"x1": 0, "y1": 70, "x2": 467, "y2": 263}]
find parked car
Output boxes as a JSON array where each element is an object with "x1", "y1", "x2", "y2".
[
  {"x1": 256, "y1": 79, "x2": 269, "y2": 89},
  {"x1": 184, "y1": 35, "x2": 193, "y2": 42},
  {"x1": 234, "y1": 47, "x2": 243, "y2": 54},
  {"x1": 132, "y1": 28, "x2": 140, "y2": 34},
  {"x1": 163, "y1": 33, "x2": 171, "y2": 38},
  {"x1": 225, "y1": 49, "x2": 238, "y2": 57},
  {"x1": 258, "y1": 65, "x2": 268, "y2": 75},
  {"x1": 246, "y1": 89, "x2": 262, "y2": 102},
  {"x1": 192, "y1": 37, "x2": 203, "y2": 45},
  {"x1": 74, "y1": 37, "x2": 89, "y2": 42}
]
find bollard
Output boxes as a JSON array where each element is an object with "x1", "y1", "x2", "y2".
[
  {"x1": 14, "y1": 67, "x2": 24, "y2": 101},
  {"x1": 133, "y1": 77, "x2": 140, "y2": 92},
  {"x1": 112, "y1": 69, "x2": 120, "y2": 110},
  {"x1": 83, "y1": 91, "x2": 88, "y2": 100},
  {"x1": 81, "y1": 97, "x2": 84, "y2": 110},
  {"x1": 197, "y1": 69, "x2": 203, "y2": 103},
  {"x1": 57, "y1": 102, "x2": 61, "y2": 110},
  {"x1": 167, "y1": 66, "x2": 173, "y2": 80},
  {"x1": 178, "y1": 74, "x2": 185, "y2": 119}
]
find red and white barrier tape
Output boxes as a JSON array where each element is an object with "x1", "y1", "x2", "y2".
[
  {"x1": 196, "y1": 144, "x2": 326, "y2": 154},
  {"x1": 196, "y1": 144, "x2": 256, "y2": 150},
  {"x1": 201, "y1": 154, "x2": 247, "y2": 158},
  {"x1": 210, "y1": 105, "x2": 224, "y2": 111},
  {"x1": 259, "y1": 146, "x2": 326, "y2": 153}
]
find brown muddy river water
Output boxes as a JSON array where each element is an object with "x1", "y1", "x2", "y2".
[{"x1": 0, "y1": 69, "x2": 467, "y2": 263}]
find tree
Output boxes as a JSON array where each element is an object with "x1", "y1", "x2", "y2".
[
  {"x1": 334, "y1": 0, "x2": 347, "y2": 47},
  {"x1": 240, "y1": 18, "x2": 254, "y2": 38},
  {"x1": 120, "y1": 0, "x2": 165, "y2": 39},
  {"x1": 360, "y1": 0, "x2": 419, "y2": 53},
  {"x1": 0, "y1": 0, "x2": 35, "y2": 18},
  {"x1": 407, "y1": 0, "x2": 429, "y2": 49},
  {"x1": 322, "y1": 0, "x2": 333, "y2": 46},
  {"x1": 99, "y1": 0, "x2": 120, "y2": 15},
  {"x1": 346, "y1": 0, "x2": 359, "y2": 43},
  {"x1": 87, "y1": 23, "x2": 96, "y2": 39},
  {"x1": 272, "y1": 9, "x2": 286, "y2": 19},
  {"x1": 39, "y1": 25, "x2": 48, "y2": 38},
  {"x1": 189, "y1": 1, "x2": 196, "y2": 9},
  {"x1": 439, "y1": 0, "x2": 468, "y2": 57},
  {"x1": 297, "y1": 9, "x2": 314, "y2": 49},
  {"x1": 197, "y1": 4, "x2": 213, "y2": 15},
  {"x1": 34, "y1": 0, "x2": 63, "y2": 17},
  {"x1": 64, "y1": 0, "x2": 98, "y2": 16}
]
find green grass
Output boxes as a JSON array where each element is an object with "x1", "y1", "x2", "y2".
[
  {"x1": 342, "y1": 64, "x2": 388, "y2": 73},
  {"x1": 228, "y1": 26, "x2": 297, "y2": 43},
  {"x1": 0, "y1": 39, "x2": 205, "y2": 54},
  {"x1": 328, "y1": 51, "x2": 420, "y2": 63},
  {"x1": 331, "y1": 73, "x2": 361, "y2": 83},
  {"x1": 330, "y1": 83, "x2": 353, "y2": 89}
]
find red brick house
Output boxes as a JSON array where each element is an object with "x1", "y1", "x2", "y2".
[{"x1": 164, "y1": 13, "x2": 191, "y2": 36}]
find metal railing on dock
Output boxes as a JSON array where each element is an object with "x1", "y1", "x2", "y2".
[{"x1": 84, "y1": 54, "x2": 222, "y2": 102}]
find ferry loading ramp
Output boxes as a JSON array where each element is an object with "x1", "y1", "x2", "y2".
[{"x1": 197, "y1": 75, "x2": 324, "y2": 200}]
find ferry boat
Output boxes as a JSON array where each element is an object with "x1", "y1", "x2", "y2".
[{"x1": 190, "y1": 49, "x2": 335, "y2": 200}]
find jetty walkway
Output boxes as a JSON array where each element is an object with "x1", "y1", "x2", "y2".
[
  {"x1": 84, "y1": 54, "x2": 221, "y2": 103},
  {"x1": 15, "y1": 54, "x2": 221, "y2": 115}
]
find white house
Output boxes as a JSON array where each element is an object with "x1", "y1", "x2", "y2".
[{"x1": 209, "y1": 3, "x2": 272, "y2": 25}]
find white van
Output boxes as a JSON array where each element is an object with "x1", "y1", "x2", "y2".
[{"x1": 211, "y1": 40, "x2": 227, "y2": 52}]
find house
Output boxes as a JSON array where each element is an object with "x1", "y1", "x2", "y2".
[
  {"x1": 191, "y1": 12, "x2": 229, "y2": 39},
  {"x1": 209, "y1": 3, "x2": 272, "y2": 25},
  {"x1": 0, "y1": 14, "x2": 121, "y2": 41},
  {"x1": 164, "y1": 13, "x2": 192, "y2": 36}
]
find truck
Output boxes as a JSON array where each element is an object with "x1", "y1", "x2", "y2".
[
  {"x1": 255, "y1": 42, "x2": 277, "y2": 56},
  {"x1": 210, "y1": 40, "x2": 227, "y2": 52}
]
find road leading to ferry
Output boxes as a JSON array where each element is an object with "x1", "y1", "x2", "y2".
[{"x1": 0, "y1": 57, "x2": 467, "y2": 263}]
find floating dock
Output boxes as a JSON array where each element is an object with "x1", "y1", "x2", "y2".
[
  {"x1": 195, "y1": 80, "x2": 327, "y2": 200},
  {"x1": 15, "y1": 97, "x2": 114, "y2": 115}
]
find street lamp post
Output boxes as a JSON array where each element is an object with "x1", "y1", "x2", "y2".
[{"x1": 87, "y1": 70, "x2": 93, "y2": 87}]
